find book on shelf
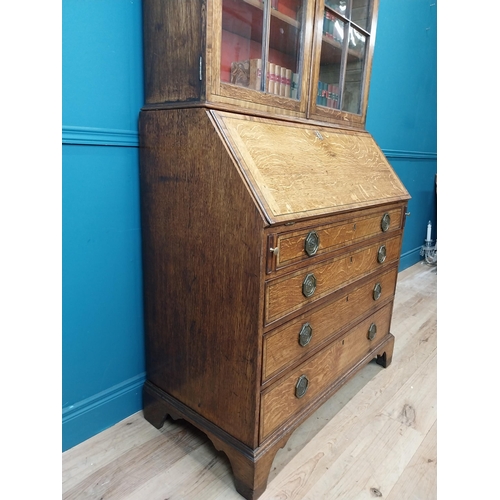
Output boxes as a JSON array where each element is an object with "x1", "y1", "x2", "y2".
[
  {"x1": 274, "y1": 64, "x2": 281, "y2": 95},
  {"x1": 230, "y1": 59, "x2": 262, "y2": 91},
  {"x1": 282, "y1": 66, "x2": 290, "y2": 96},
  {"x1": 267, "y1": 62, "x2": 276, "y2": 93},
  {"x1": 317, "y1": 82, "x2": 340, "y2": 108},
  {"x1": 291, "y1": 72, "x2": 299, "y2": 99},
  {"x1": 324, "y1": 10, "x2": 333, "y2": 38},
  {"x1": 230, "y1": 58, "x2": 295, "y2": 99},
  {"x1": 230, "y1": 60, "x2": 250, "y2": 88},
  {"x1": 285, "y1": 68, "x2": 292, "y2": 98},
  {"x1": 249, "y1": 58, "x2": 262, "y2": 91},
  {"x1": 330, "y1": 84, "x2": 339, "y2": 108},
  {"x1": 317, "y1": 81, "x2": 329, "y2": 106}
]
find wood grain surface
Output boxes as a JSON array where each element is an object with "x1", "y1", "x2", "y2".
[
  {"x1": 142, "y1": 0, "x2": 206, "y2": 104},
  {"x1": 276, "y1": 207, "x2": 402, "y2": 268},
  {"x1": 260, "y1": 302, "x2": 393, "y2": 440},
  {"x1": 264, "y1": 235, "x2": 401, "y2": 324},
  {"x1": 263, "y1": 266, "x2": 398, "y2": 382},
  {"x1": 213, "y1": 111, "x2": 409, "y2": 223},
  {"x1": 139, "y1": 107, "x2": 266, "y2": 448}
]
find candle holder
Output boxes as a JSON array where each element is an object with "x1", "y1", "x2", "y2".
[{"x1": 420, "y1": 238, "x2": 437, "y2": 265}]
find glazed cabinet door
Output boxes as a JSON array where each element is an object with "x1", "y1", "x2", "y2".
[
  {"x1": 308, "y1": 0, "x2": 378, "y2": 126},
  {"x1": 211, "y1": 0, "x2": 315, "y2": 115}
]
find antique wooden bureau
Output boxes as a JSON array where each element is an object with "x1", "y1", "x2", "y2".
[{"x1": 138, "y1": 1, "x2": 410, "y2": 499}]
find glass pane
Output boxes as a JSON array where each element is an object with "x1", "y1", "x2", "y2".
[
  {"x1": 325, "y1": 0, "x2": 348, "y2": 18},
  {"x1": 268, "y1": 0, "x2": 306, "y2": 99},
  {"x1": 221, "y1": 0, "x2": 265, "y2": 89},
  {"x1": 317, "y1": 12, "x2": 344, "y2": 109},
  {"x1": 351, "y1": 0, "x2": 372, "y2": 31},
  {"x1": 341, "y1": 26, "x2": 366, "y2": 114}
]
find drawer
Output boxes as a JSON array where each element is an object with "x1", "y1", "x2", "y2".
[
  {"x1": 264, "y1": 235, "x2": 401, "y2": 325},
  {"x1": 262, "y1": 267, "x2": 398, "y2": 382},
  {"x1": 275, "y1": 208, "x2": 402, "y2": 270},
  {"x1": 260, "y1": 302, "x2": 393, "y2": 441}
]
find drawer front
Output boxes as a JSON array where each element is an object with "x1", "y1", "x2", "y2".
[
  {"x1": 260, "y1": 302, "x2": 393, "y2": 441},
  {"x1": 276, "y1": 208, "x2": 402, "y2": 270},
  {"x1": 264, "y1": 235, "x2": 401, "y2": 325},
  {"x1": 262, "y1": 267, "x2": 398, "y2": 382}
]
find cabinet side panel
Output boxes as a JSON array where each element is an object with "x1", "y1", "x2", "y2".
[
  {"x1": 139, "y1": 108, "x2": 264, "y2": 447},
  {"x1": 142, "y1": 0, "x2": 206, "y2": 103}
]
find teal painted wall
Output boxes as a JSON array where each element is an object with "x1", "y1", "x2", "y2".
[
  {"x1": 366, "y1": 0, "x2": 437, "y2": 267},
  {"x1": 62, "y1": 0, "x2": 437, "y2": 451},
  {"x1": 62, "y1": 0, "x2": 145, "y2": 451}
]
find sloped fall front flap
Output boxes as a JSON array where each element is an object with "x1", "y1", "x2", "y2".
[{"x1": 211, "y1": 111, "x2": 410, "y2": 225}]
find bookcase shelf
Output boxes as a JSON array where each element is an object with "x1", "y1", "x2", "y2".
[
  {"x1": 271, "y1": 7, "x2": 300, "y2": 27},
  {"x1": 242, "y1": 0, "x2": 301, "y2": 26},
  {"x1": 222, "y1": 0, "x2": 263, "y2": 42},
  {"x1": 320, "y1": 35, "x2": 364, "y2": 63},
  {"x1": 222, "y1": 0, "x2": 301, "y2": 58}
]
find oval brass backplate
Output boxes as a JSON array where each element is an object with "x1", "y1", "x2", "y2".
[
  {"x1": 298, "y1": 323, "x2": 313, "y2": 347},
  {"x1": 295, "y1": 375, "x2": 309, "y2": 398},
  {"x1": 304, "y1": 231, "x2": 320, "y2": 257},
  {"x1": 377, "y1": 245, "x2": 387, "y2": 264},
  {"x1": 373, "y1": 282, "x2": 382, "y2": 301},
  {"x1": 381, "y1": 213, "x2": 391, "y2": 232},
  {"x1": 302, "y1": 273, "x2": 317, "y2": 297},
  {"x1": 367, "y1": 322, "x2": 377, "y2": 340}
]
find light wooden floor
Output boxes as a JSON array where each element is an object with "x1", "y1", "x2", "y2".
[{"x1": 62, "y1": 261, "x2": 437, "y2": 500}]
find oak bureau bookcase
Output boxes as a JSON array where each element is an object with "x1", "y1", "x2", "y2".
[{"x1": 138, "y1": 1, "x2": 410, "y2": 498}]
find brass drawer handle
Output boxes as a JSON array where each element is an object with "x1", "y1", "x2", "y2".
[
  {"x1": 295, "y1": 375, "x2": 309, "y2": 398},
  {"x1": 298, "y1": 323, "x2": 313, "y2": 347},
  {"x1": 367, "y1": 322, "x2": 377, "y2": 340},
  {"x1": 304, "y1": 231, "x2": 320, "y2": 257},
  {"x1": 373, "y1": 282, "x2": 382, "y2": 301},
  {"x1": 302, "y1": 273, "x2": 317, "y2": 298},
  {"x1": 377, "y1": 245, "x2": 387, "y2": 264},
  {"x1": 381, "y1": 213, "x2": 391, "y2": 232}
]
